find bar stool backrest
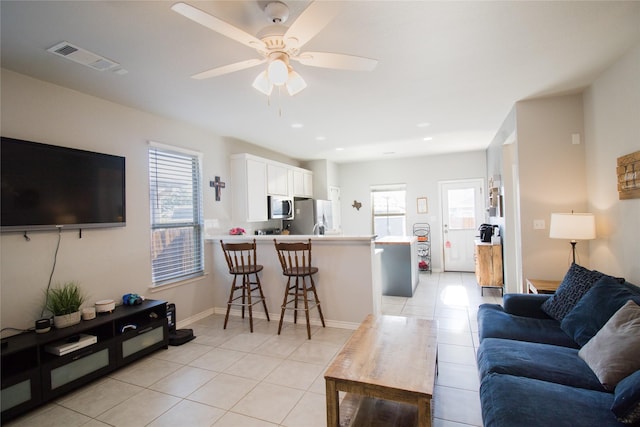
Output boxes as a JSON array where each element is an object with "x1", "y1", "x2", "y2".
[
  {"x1": 274, "y1": 239, "x2": 313, "y2": 275},
  {"x1": 220, "y1": 239, "x2": 259, "y2": 274}
]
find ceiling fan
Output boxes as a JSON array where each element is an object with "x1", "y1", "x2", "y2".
[{"x1": 171, "y1": 1, "x2": 378, "y2": 96}]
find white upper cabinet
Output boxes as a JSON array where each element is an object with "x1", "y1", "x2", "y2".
[
  {"x1": 293, "y1": 168, "x2": 313, "y2": 198},
  {"x1": 231, "y1": 154, "x2": 313, "y2": 222},
  {"x1": 267, "y1": 163, "x2": 289, "y2": 196},
  {"x1": 231, "y1": 154, "x2": 267, "y2": 222}
]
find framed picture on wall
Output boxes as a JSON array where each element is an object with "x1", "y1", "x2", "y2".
[
  {"x1": 417, "y1": 197, "x2": 428, "y2": 214},
  {"x1": 617, "y1": 150, "x2": 640, "y2": 200}
]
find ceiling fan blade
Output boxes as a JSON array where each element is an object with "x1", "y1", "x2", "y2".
[
  {"x1": 294, "y1": 52, "x2": 378, "y2": 71},
  {"x1": 284, "y1": 1, "x2": 341, "y2": 49},
  {"x1": 171, "y1": 2, "x2": 265, "y2": 50},
  {"x1": 192, "y1": 58, "x2": 266, "y2": 80}
]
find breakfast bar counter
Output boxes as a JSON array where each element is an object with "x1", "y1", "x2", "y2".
[{"x1": 207, "y1": 235, "x2": 381, "y2": 329}]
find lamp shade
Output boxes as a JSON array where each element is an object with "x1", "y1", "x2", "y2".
[
  {"x1": 267, "y1": 59, "x2": 288, "y2": 86},
  {"x1": 549, "y1": 213, "x2": 596, "y2": 241},
  {"x1": 252, "y1": 71, "x2": 273, "y2": 96},
  {"x1": 285, "y1": 70, "x2": 307, "y2": 96}
]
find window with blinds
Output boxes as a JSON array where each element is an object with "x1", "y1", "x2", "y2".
[
  {"x1": 371, "y1": 185, "x2": 407, "y2": 238},
  {"x1": 148, "y1": 146, "x2": 203, "y2": 286}
]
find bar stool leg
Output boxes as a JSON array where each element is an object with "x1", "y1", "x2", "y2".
[
  {"x1": 294, "y1": 276, "x2": 300, "y2": 325},
  {"x1": 278, "y1": 277, "x2": 292, "y2": 335},
  {"x1": 241, "y1": 280, "x2": 246, "y2": 320},
  {"x1": 302, "y1": 276, "x2": 312, "y2": 339},
  {"x1": 254, "y1": 274, "x2": 270, "y2": 322},
  {"x1": 224, "y1": 276, "x2": 237, "y2": 329},
  {"x1": 245, "y1": 274, "x2": 254, "y2": 333},
  {"x1": 310, "y1": 275, "x2": 326, "y2": 327}
]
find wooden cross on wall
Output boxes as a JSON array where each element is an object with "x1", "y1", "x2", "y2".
[{"x1": 210, "y1": 176, "x2": 226, "y2": 201}]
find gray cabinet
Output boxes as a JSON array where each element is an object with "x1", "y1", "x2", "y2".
[{"x1": 375, "y1": 237, "x2": 419, "y2": 297}]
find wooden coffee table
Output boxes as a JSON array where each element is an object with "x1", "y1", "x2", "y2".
[{"x1": 324, "y1": 314, "x2": 438, "y2": 427}]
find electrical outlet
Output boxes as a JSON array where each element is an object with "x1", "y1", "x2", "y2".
[{"x1": 533, "y1": 219, "x2": 545, "y2": 230}]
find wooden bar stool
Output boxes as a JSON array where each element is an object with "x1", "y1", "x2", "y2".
[
  {"x1": 220, "y1": 239, "x2": 269, "y2": 332},
  {"x1": 273, "y1": 238, "x2": 325, "y2": 339}
]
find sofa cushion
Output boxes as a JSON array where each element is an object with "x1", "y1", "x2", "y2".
[
  {"x1": 480, "y1": 373, "x2": 623, "y2": 427},
  {"x1": 541, "y1": 264, "x2": 611, "y2": 321},
  {"x1": 477, "y1": 338, "x2": 605, "y2": 391},
  {"x1": 478, "y1": 303, "x2": 579, "y2": 348},
  {"x1": 612, "y1": 370, "x2": 640, "y2": 424},
  {"x1": 579, "y1": 301, "x2": 640, "y2": 390},
  {"x1": 561, "y1": 277, "x2": 640, "y2": 347}
]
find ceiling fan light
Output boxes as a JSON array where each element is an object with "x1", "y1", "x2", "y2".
[
  {"x1": 268, "y1": 59, "x2": 288, "y2": 85},
  {"x1": 252, "y1": 70, "x2": 273, "y2": 95},
  {"x1": 286, "y1": 70, "x2": 307, "y2": 96}
]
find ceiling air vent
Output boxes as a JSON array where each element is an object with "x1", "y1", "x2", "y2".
[{"x1": 47, "y1": 41, "x2": 119, "y2": 71}]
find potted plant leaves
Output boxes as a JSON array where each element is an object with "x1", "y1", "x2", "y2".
[{"x1": 45, "y1": 281, "x2": 86, "y2": 329}]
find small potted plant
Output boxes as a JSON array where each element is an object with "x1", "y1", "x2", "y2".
[{"x1": 45, "y1": 281, "x2": 86, "y2": 329}]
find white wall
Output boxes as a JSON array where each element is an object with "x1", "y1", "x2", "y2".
[
  {"x1": 0, "y1": 69, "x2": 296, "y2": 331},
  {"x1": 584, "y1": 44, "x2": 640, "y2": 284},
  {"x1": 516, "y1": 94, "x2": 588, "y2": 283},
  {"x1": 338, "y1": 151, "x2": 487, "y2": 271},
  {"x1": 485, "y1": 43, "x2": 640, "y2": 288}
]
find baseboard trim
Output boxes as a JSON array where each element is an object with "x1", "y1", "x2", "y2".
[
  {"x1": 181, "y1": 306, "x2": 360, "y2": 330},
  {"x1": 176, "y1": 307, "x2": 214, "y2": 330}
]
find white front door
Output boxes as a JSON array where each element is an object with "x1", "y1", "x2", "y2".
[{"x1": 440, "y1": 179, "x2": 485, "y2": 272}]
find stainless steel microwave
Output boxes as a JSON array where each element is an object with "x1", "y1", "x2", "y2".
[{"x1": 268, "y1": 196, "x2": 294, "y2": 219}]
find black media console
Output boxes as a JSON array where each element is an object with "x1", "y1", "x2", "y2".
[{"x1": 1, "y1": 299, "x2": 168, "y2": 422}]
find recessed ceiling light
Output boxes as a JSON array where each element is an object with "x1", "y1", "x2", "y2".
[
  {"x1": 335, "y1": 147, "x2": 344, "y2": 151},
  {"x1": 291, "y1": 123, "x2": 303, "y2": 129},
  {"x1": 423, "y1": 137, "x2": 433, "y2": 141},
  {"x1": 315, "y1": 136, "x2": 326, "y2": 141},
  {"x1": 417, "y1": 122, "x2": 430, "y2": 128},
  {"x1": 383, "y1": 151, "x2": 395, "y2": 155}
]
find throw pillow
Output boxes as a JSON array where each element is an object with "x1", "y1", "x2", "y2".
[
  {"x1": 578, "y1": 300, "x2": 640, "y2": 390},
  {"x1": 561, "y1": 276, "x2": 640, "y2": 346},
  {"x1": 612, "y1": 370, "x2": 640, "y2": 424},
  {"x1": 541, "y1": 264, "x2": 607, "y2": 321}
]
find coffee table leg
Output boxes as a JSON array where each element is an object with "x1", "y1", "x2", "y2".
[
  {"x1": 418, "y1": 398, "x2": 431, "y2": 427},
  {"x1": 326, "y1": 379, "x2": 339, "y2": 426}
]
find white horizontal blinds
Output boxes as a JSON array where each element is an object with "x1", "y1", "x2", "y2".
[
  {"x1": 149, "y1": 146, "x2": 204, "y2": 286},
  {"x1": 371, "y1": 184, "x2": 407, "y2": 238},
  {"x1": 371, "y1": 184, "x2": 407, "y2": 216}
]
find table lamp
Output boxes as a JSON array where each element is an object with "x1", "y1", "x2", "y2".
[{"x1": 549, "y1": 212, "x2": 596, "y2": 264}]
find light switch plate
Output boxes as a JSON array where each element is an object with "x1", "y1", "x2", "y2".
[{"x1": 533, "y1": 219, "x2": 545, "y2": 230}]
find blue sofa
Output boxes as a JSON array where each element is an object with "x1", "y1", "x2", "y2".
[{"x1": 477, "y1": 264, "x2": 640, "y2": 426}]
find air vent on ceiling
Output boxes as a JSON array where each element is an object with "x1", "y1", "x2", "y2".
[{"x1": 47, "y1": 41, "x2": 119, "y2": 71}]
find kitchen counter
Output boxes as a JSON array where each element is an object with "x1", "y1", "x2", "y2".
[
  {"x1": 207, "y1": 234, "x2": 375, "y2": 242},
  {"x1": 374, "y1": 236, "x2": 417, "y2": 245},
  {"x1": 207, "y1": 235, "x2": 381, "y2": 328},
  {"x1": 375, "y1": 236, "x2": 419, "y2": 297}
]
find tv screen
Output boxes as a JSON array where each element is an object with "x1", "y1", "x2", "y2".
[{"x1": 1, "y1": 137, "x2": 126, "y2": 231}]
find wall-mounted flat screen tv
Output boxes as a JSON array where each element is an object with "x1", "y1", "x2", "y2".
[{"x1": 1, "y1": 137, "x2": 126, "y2": 232}]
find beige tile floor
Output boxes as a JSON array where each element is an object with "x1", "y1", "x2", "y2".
[{"x1": 7, "y1": 272, "x2": 502, "y2": 427}]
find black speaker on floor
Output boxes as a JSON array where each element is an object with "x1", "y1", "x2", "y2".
[{"x1": 166, "y1": 303, "x2": 195, "y2": 346}]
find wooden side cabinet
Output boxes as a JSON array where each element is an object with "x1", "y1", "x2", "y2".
[{"x1": 475, "y1": 241, "x2": 503, "y2": 295}]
